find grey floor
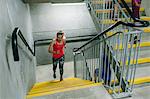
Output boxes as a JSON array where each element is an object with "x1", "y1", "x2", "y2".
[
  {"x1": 34, "y1": 61, "x2": 150, "y2": 99},
  {"x1": 36, "y1": 61, "x2": 74, "y2": 83},
  {"x1": 125, "y1": 86, "x2": 150, "y2": 99}
]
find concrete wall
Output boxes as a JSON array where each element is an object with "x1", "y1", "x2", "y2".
[
  {"x1": 0, "y1": 0, "x2": 36, "y2": 99},
  {"x1": 142, "y1": 0, "x2": 150, "y2": 16},
  {"x1": 30, "y1": 3, "x2": 96, "y2": 40},
  {"x1": 29, "y1": 3, "x2": 97, "y2": 65}
]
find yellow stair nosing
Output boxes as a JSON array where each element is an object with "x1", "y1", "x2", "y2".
[
  {"x1": 143, "y1": 27, "x2": 150, "y2": 33},
  {"x1": 129, "y1": 77, "x2": 150, "y2": 85},
  {"x1": 138, "y1": 42, "x2": 150, "y2": 47},
  {"x1": 119, "y1": 58, "x2": 150, "y2": 67},
  {"x1": 95, "y1": 9, "x2": 111, "y2": 13},
  {"x1": 27, "y1": 83, "x2": 102, "y2": 98},
  {"x1": 92, "y1": 0, "x2": 131, "y2": 4},
  {"x1": 95, "y1": 7, "x2": 144, "y2": 13},
  {"x1": 133, "y1": 77, "x2": 150, "y2": 85},
  {"x1": 110, "y1": 76, "x2": 150, "y2": 85},
  {"x1": 33, "y1": 78, "x2": 79, "y2": 87},
  {"x1": 108, "y1": 76, "x2": 150, "y2": 94},
  {"x1": 28, "y1": 82, "x2": 94, "y2": 94},
  {"x1": 115, "y1": 42, "x2": 150, "y2": 50},
  {"x1": 27, "y1": 76, "x2": 150, "y2": 98},
  {"x1": 124, "y1": 57, "x2": 150, "y2": 65},
  {"x1": 32, "y1": 78, "x2": 94, "y2": 90},
  {"x1": 141, "y1": 17, "x2": 150, "y2": 21},
  {"x1": 135, "y1": 27, "x2": 150, "y2": 33},
  {"x1": 137, "y1": 58, "x2": 150, "y2": 64},
  {"x1": 32, "y1": 78, "x2": 90, "y2": 89},
  {"x1": 28, "y1": 78, "x2": 101, "y2": 95},
  {"x1": 101, "y1": 17, "x2": 150, "y2": 24}
]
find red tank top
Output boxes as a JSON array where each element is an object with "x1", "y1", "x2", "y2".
[{"x1": 53, "y1": 40, "x2": 65, "y2": 58}]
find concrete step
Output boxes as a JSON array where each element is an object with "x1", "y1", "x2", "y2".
[
  {"x1": 126, "y1": 86, "x2": 150, "y2": 99},
  {"x1": 100, "y1": 17, "x2": 150, "y2": 24},
  {"x1": 135, "y1": 63, "x2": 150, "y2": 78},
  {"x1": 139, "y1": 47, "x2": 150, "y2": 58},
  {"x1": 134, "y1": 58, "x2": 150, "y2": 65},
  {"x1": 141, "y1": 33, "x2": 150, "y2": 42},
  {"x1": 33, "y1": 63, "x2": 150, "y2": 99},
  {"x1": 27, "y1": 78, "x2": 103, "y2": 99},
  {"x1": 141, "y1": 16, "x2": 150, "y2": 21},
  {"x1": 115, "y1": 42, "x2": 150, "y2": 50},
  {"x1": 92, "y1": 0, "x2": 131, "y2": 4},
  {"x1": 95, "y1": 7, "x2": 144, "y2": 14},
  {"x1": 28, "y1": 85, "x2": 112, "y2": 99},
  {"x1": 139, "y1": 27, "x2": 150, "y2": 33}
]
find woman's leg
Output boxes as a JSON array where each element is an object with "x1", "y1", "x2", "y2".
[
  {"x1": 53, "y1": 58, "x2": 58, "y2": 78},
  {"x1": 132, "y1": 0, "x2": 142, "y2": 19},
  {"x1": 59, "y1": 56, "x2": 65, "y2": 81}
]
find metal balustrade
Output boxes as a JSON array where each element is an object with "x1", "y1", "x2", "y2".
[
  {"x1": 74, "y1": 25, "x2": 142, "y2": 98},
  {"x1": 73, "y1": 0, "x2": 148, "y2": 98}
]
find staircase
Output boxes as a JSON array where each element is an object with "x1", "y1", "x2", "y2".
[
  {"x1": 73, "y1": 0, "x2": 150, "y2": 98},
  {"x1": 27, "y1": 78, "x2": 112, "y2": 99},
  {"x1": 92, "y1": 0, "x2": 150, "y2": 83},
  {"x1": 25, "y1": 0, "x2": 150, "y2": 99}
]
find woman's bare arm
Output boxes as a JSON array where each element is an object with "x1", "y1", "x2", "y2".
[{"x1": 48, "y1": 40, "x2": 56, "y2": 54}]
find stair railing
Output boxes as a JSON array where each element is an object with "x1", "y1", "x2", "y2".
[
  {"x1": 76, "y1": 0, "x2": 149, "y2": 98},
  {"x1": 73, "y1": 21, "x2": 142, "y2": 98},
  {"x1": 12, "y1": 27, "x2": 35, "y2": 61}
]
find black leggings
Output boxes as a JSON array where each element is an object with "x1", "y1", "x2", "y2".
[{"x1": 53, "y1": 56, "x2": 65, "y2": 76}]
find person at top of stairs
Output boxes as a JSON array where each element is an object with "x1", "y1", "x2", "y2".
[
  {"x1": 48, "y1": 30, "x2": 66, "y2": 81},
  {"x1": 132, "y1": 0, "x2": 142, "y2": 24}
]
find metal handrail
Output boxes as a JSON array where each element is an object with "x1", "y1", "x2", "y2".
[
  {"x1": 73, "y1": 20, "x2": 144, "y2": 52},
  {"x1": 74, "y1": 0, "x2": 149, "y2": 52},
  {"x1": 73, "y1": 0, "x2": 146, "y2": 98},
  {"x1": 12, "y1": 27, "x2": 34, "y2": 61},
  {"x1": 12, "y1": 27, "x2": 96, "y2": 61}
]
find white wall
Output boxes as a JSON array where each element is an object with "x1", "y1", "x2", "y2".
[
  {"x1": 0, "y1": 0, "x2": 36, "y2": 99},
  {"x1": 30, "y1": 3, "x2": 97, "y2": 65},
  {"x1": 142, "y1": 0, "x2": 150, "y2": 16},
  {"x1": 30, "y1": 3, "x2": 97, "y2": 40}
]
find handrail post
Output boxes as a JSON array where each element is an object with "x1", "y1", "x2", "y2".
[
  {"x1": 73, "y1": 48, "x2": 81, "y2": 78},
  {"x1": 34, "y1": 41, "x2": 36, "y2": 56},
  {"x1": 73, "y1": 52, "x2": 77, "y2": 78}
]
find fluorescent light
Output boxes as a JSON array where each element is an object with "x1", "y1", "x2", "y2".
[{"x1": 51, "y1": 2, "x2": 85, "y2": 6}]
